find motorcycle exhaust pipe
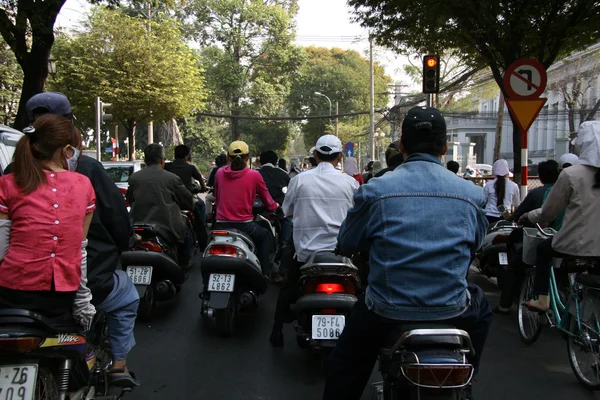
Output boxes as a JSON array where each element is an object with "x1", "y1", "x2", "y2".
[
  {"x1": 156, "y1": 280, "x2": 177, "y2": 301},
  {"x1": 238, "y1": 291, "x2": 257, "y2": 308}
]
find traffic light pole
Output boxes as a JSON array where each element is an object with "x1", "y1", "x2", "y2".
[
  {"x1": 426, "y1": 94, "x2": 432, "y2": 107},
  {"x1": 95, "y1": 97, "x2": 101, "y2": 161}
]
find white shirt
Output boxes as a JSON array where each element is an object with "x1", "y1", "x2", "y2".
[
  {"x1": 483, "y1": 177, "x2": 520, "y2": 217},
  {"x1": 283, "y1": 162, "x2": 359, "y2": 262}
]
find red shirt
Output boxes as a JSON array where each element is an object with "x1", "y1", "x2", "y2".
[
  {"x1": 0, "y1": 171, "x2": 96, "y2": 292},
  {"x1": 214, "y1": 166, "x2": 278, "y2": 222}
]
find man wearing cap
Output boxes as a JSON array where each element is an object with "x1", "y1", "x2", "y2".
[
  {"x1": 269, "y1": 134, "x2": 359, "y2": 347},
  {"x1": 323, "y1": 107, "x2": 492, "y2": 400},
  {"x1": 4, "y1": 92, "x2": 139, "y2": 386}
]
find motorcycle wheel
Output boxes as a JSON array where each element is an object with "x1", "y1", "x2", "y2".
[
  {"x1": 34, "y1": 368, "x2": 59, "y2": 400},
  {"x1": 137, "y1": 284, "x2": 157, "y2": 321},
  {"x1": 215, "y1": 295, "x2": 236, "y2": 337}
]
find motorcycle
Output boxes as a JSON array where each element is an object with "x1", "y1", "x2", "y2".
[
  {"x1": 373, "y1": 325, "x2": 474, "y2": 399},
  {"x1": 121, "y1": 212, "x2": 198, "y2": 321},
  {"x1": 199, "y1": 200, "x2": 277, "y2": 336},
  {"x1": 0, "y1": 310, "x2": 134, "y2": 400},
  {"x1": 294, "y1": 250, "x2": 360, "y2": 360},
  {"x1": 472, "y1": 218, "x2": 518, "y2": 287}
]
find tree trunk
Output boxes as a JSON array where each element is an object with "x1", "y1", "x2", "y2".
[
  {"x1": 586, "y1": 98, "x2": 600, "y2": 121},
  {"x1": 127, "y1": 119, "x2": 137, "y2": 161},
  {"x1": 493, "y1": 92, "x2": 504, "y2": 161},
  {"x1": 567, "y1": 104, "x2": 576, "y2": 133},
  {"x1": 13, "y1": 50, "x2": 51, "y2": 130},
  {"x1": 231, "y1": 107, "x2": 240, "y2": 141}
]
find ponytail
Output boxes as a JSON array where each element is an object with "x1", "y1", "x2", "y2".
[
  {"x1": 230, "y1": 155, "x2": 248, "y2": 171},
  {"x1": 494, "y1": 176, "x2": 506, "y2": 207},
  {"x1": 13, "y1": 134, "x2": 47, "y2": 195}
]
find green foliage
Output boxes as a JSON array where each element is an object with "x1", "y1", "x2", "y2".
[
  {"x1": 181, "y1": 0, "x2": 302, "y2": 145},
  {"x1": 239, "y1": 120, "x2": 292, "y2": 155},
  {"x1": 178, "y1": 116, "x2": 227, "y2": 161},
  {"x1": 50, "y1": 7, "x2": 206, "y2": 139},
  {"x1": 349, "y1": 0, "x2": 600, "y2": 174},
  {"x1": 0, "y1": 42, "x2": 22, "y2": 125},
  {"x1": 288, "y1": 46, "x2": 392, "y2": 148}
]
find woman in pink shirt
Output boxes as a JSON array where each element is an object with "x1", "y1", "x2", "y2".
[
  {"x1": 214, "y1": 141, "x2": 278, "y2": 276},
  {"x1": 0, "y1": 114, "x2": 96, "y2": 326}
]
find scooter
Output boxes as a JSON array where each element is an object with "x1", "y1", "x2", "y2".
[
  {"x1": 200, "y1": 202, "x2": 277, "y2": 336},
  {"x1": 472, "y1": 219, "x2": 518, "y2": 287},
  {"x1": 373, "y1": 325, "x2": 475, "y2": 399},
  {"x1": 0, "y1": 310, "x2": 135, "y2": 400},
  {"x1": 121, "y1": 213, "x2": 197, "y2": 321},
  {"x1": 294, "y1": 250, "x2": 360, "y2": 362}
]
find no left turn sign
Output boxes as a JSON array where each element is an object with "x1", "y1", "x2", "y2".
[{"x1": 503, "y1": 58, "x2": 547, "y2": 99}]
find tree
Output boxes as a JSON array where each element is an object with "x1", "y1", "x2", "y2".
[
  {"x1": 0, "y1": 0, "x2": 67, "y2": 129},
  {"x1": 548, "y1": 49, "x2": 600, "y2": 137},
  {"x1": 0, "y1": 41, "x2": 22, "y2": 125},
  {"x1": 51, "y1": 7, "x2": 206, "y2": 160},
  {"x1": 348, "y1": 0, "x2": 600, "y2": 180},
  {"x1": 288, "y1": 46, "x2": 392, "y2": 148},
  {"x1": 180, "y1": 0, "x2": 302, "y2": 141}
]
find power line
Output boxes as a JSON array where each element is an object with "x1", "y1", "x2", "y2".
[{"x1": 196, "y1": 110, "x2": 386, "y2": 121}]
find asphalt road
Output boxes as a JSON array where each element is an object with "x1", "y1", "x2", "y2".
[{"x1": 126, "y1": 257, "x2": 600, "y2": 400}]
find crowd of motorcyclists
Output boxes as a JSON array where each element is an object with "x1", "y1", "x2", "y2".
[{"x1": 0, "y1": 91, "x2": 599, "y2": 400}]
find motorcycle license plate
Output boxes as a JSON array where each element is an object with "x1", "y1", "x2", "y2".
[
  {"x1": 0, "y1": 364, "x2": 38, "y2": 400},
  {"x1": 498, "y1": 252, "x2": 509, "y2": 265},
  {"x1": 126, "y1": 266, "x2": 153, "y2": 285},
  {"x1": 208, "y1": 274, "x2": 235, "y2": 292},
  {"x1": 312, "y1": 315, "x2": 345, "y2": 340}
]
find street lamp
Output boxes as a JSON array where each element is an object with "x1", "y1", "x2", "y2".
[
  {"x1": 47, "y1": 55, "x2": 57, "y2": 79},
  {"x1": 315, "y1": 91, "x2": 337, "y2": 136}
]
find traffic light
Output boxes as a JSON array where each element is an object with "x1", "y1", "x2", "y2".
[
  {"x1": 422, "y1": 55, "x2": 440, "y2": 94},
  {"x1": 100, "y1": 101, "x2": 112, "y2": 122}
]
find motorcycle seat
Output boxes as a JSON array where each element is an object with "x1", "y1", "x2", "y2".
[
  {"x1": 381, "y1": 323, "x2": 463, "y2": 352},
  {"x1": 0, "y1": 309, "x2": 82, "y2": 333},
  {"x1": 312, "y1": 252, "x2": 347, "y2": 265}
]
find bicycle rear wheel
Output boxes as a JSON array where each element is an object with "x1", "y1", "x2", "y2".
[
  {"x1": 518, "y1": 269, "x2": 543, "y2": 344},
  {"x1": 567, "y1": 309, "x2": 600, "y2": 389}
]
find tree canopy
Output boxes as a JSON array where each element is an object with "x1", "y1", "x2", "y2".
[
  {"x1": 288, "y1": 46, "x2": 392, "y2": 147},
  {"x1": 51, "y1": 7, "x2": 206, "y2": 159},
  {"x1": 0, "y1": 42, "x2": 22, "y2": 125},
  {"x1": 180, "y1": 0, "x2": 302, "y2": 145},
  {"x1": 349, "y1": 0, "x2": 600, "y2": 175}
]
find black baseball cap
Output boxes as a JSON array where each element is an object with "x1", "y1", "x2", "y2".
[
  {"x1": 401, "y1": 106, "x2": 446, "y2": 138},
  {"x1": 26, "y1": 92, "x2": 72, "y2": 122}
]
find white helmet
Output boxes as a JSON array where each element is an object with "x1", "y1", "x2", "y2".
[{"x1": 558, "y1": 153, "x2": 579, "y2": 168}]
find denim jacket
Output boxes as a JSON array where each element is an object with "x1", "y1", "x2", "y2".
[{"x1": 338, "y1": 153, "x2": 488, "y2": 321}]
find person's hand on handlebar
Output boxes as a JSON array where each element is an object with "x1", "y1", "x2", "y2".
[{"x1": 518, "y1": 212, "x2": 530, "y2": 226}]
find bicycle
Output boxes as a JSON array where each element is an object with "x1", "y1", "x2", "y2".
[{"x1": 518, "y1": 224, "x2": 600, "y2": 389}]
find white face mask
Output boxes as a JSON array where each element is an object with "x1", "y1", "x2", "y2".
[{"x1": 65, "y1": 147, "x2": 80, "y2": 172}]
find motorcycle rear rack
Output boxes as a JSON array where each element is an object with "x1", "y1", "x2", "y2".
[{"x1": 380, "y1": 329, "x2": 474, "y2": 357}]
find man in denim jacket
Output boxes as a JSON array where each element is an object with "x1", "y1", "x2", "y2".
[{"x1": 323, "y1": 106, "x2": 492, "y2": 400}]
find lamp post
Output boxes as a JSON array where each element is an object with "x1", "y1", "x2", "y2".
[
  {"x1": 47, "y1": 56, "x2": 57, "y2": 79},
  {"x1": 315, "y1": 91, "x2": 338, "y2": 136}
]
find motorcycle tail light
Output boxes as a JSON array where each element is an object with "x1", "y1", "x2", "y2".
[
  {"x1": 211, "y1": 231, "x2": 229, "y2": 236},
  {"x1": 492, "y1": 235, "x2": 509, "y2": 245},
  {"x1": 304, "y1": 279, "x2": 356, "y2": 295},
  {"x1": 0, "y1": 337, "x2": 43, "y2": 353},
  {"x1": 315, "y1": 283, "x2": 346, "y2": 294},
  {"x1": 322, "y1": 308, "x2": 337, "y2": 314},
  {"x1": 141, "y1": 241, "x2": 163, "y2": 253},
  {"x1": 208, "y1": 244, "x2": 246, "y2": 259},
  {"x1": 401, "y1": 365, "x2": 473, "y2": 388}
]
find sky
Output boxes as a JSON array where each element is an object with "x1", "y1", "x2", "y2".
[{"x1": 55, "y1": 0, "x2": 411, "y2": 87}]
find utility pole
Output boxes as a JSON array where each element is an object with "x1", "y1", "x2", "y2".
[
  {"x1": 493, "y1": 93, "x2": 505, "y2": 161},
  {"x1": 95, "y1": 97, "x2": 101, "y2": 161},
  {"x1": 335, "y1": 101, "x2": 339, "y2": 137},
  {"x1": 114, "y1": 123, "x2": 119, "y2": 161},
  {"x1": 146, "y1": 2, "x2": 154, "y2": 145},
  {"x1": 369, "y1": 34, "x2": 375, "y2": 160}
]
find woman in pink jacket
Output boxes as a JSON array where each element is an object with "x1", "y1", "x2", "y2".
[{"x1": 214, "y1": 141, "x2": 278, "y2": 276}]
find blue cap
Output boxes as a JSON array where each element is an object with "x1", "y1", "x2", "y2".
[{"x1": 26, "y1": 92, "x2": 72, "y2": 122}]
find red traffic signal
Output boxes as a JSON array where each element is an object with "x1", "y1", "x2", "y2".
[{"x1": 422, "y1": 55, "x2": 440, "y2": 94}]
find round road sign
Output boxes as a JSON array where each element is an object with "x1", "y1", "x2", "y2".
[{"x1": 503, "y1": 58, "x2": 547, "y2": 99}]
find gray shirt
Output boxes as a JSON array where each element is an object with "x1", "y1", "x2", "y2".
[{"x1": 529, "y1": 164, "x2": 600, "y2": 256}]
